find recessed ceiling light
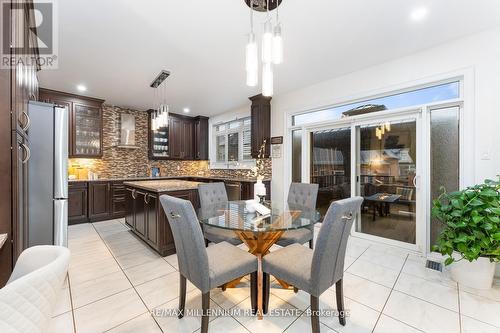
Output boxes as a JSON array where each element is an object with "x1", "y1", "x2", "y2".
[
  {"x1": 77, "y1": 84, "x2": 87, "y2": 92},
  {"x1": 183, "y1": 107, "x2": 190, "y2": 113},
  {"x1": 410, "y1": 7, "x2": 428, "y2": 22}
]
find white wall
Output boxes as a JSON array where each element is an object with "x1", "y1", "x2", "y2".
[{"x1": 271, "y1": 26, "x2": 500, "y2": 205}]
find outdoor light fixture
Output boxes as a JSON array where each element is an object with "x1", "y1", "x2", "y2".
[{"x1": 244, "y1": 0, "x2": 283, "y2": 96}]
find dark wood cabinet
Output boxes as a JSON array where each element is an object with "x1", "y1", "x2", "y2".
[
  {"x1": 134, "y1": 191, "x2": 146, "y2": 236},
  {"x1": 11, "y1": 132, "x2": 29, "y2": 259},
  {"x1": 145, "y1": 194, "x2": 158, "y2": 245},
  {"x1": 249, "y1": 94, "x2": 271, "y2": 158},
  {"x1": 88, "y1": 181, "x2": 111, "y2": 221},
  {"x1": 125, "y1": 186, "x2": 199, "y2": 256},
  {"x1": 125, "y1": 188, "x2": 135, "y2": 229},
  {"x1": 111, "y1": 182, "x2": 127, "y2": 218},
  {"x1": 39, "y1": 89, "x2": 104, "y2": 158},
  {"x1": 1, "y1": 0, "x2": 40, "y2": 286},
  {"x1": 68, "y1": 182, "x2": 88, "y2": 225},
  {"x1": 239, "y1": 180, "x2": 271, "y2": 201},
  {"x1": 69, "y1": 180, "x2": 127, "y2": 224},
  {"x1": 194, "y1": 116, "x2": 209, "y2": 160},
  {"x1": 148, "y1": 112, "x2": 208, "y2": 161}
]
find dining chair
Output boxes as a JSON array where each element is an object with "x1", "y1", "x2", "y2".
[
  {"x1": 263, "y1": 197, "x2": 363, "y2": 332},
  {"x1": 198, "y1": 183, "x2": 243, "y2": 246},
  {"x1": 160, "y1": 195, "x2": 257, "y2": 333},
  {"x1": 276, "y1": 183, "x2": 319, "y2": 249},
  {"x1": 0, "y1": 245, "x2": 70, "y2": 333}
]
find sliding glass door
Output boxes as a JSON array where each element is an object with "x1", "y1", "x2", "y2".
[
  {"x1": 306, "y1": 113, "x2": 423, "y2": 249},
  {"x1": 310, "y1": 127, "x2": 351, "y2": 217},
  {"x1": 355, "y1": 118, "x2": 419, "y2": 245}
]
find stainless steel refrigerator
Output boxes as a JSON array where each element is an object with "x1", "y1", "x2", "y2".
[{"x1": 27, "y1": 101, "x2": 68, "y2": 247}]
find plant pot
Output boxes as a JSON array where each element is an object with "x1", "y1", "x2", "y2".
[{"x1": 450, "y1": 256, "x2": 496, "y2": 290}]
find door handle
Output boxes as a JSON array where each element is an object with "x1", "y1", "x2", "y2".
[
  {"x1": 20, "y1": 143, "x2": 31, "y2": 164},
  {"x1": 412, "y1": 175, "x2": 419, "y2": 188},
  {"x1": 20, "y1": 111, "x2": 31, "y2": 131}
]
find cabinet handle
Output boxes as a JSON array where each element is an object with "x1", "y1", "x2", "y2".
[
  {"x1": 144, "y1": 193, "x2": 150, "y2": 204},
  {"x1": 20, "y1": 143, "x2": 31, "y2": 164},
  {"x1": 131, "y1": 189, "x2": 137, "y2": 199},
  {"x1": 21, "y1": 111, "x2": 31, "y2": 131}
]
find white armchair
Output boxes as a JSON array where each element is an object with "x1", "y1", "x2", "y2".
[{"x1": 0, "y1": 246, "x2": 70, "y2": 333}]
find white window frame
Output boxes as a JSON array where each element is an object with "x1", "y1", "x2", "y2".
[
  {"x1": 210, "y1": 117, "x2": 255, "y2": 169},
  {"x1": 283, "y1": 68, "x2": 475, "y2": 256}
]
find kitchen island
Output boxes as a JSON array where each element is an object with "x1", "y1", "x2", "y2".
[{"x1": 123, "y1": 179, "x2": 204, "y2": 256}]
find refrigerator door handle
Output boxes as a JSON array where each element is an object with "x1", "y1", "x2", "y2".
[
  {"x1": 54, "y1": 107, "x2": 68, "y2": 198},
  {"x1": 54, "y1": 200, "x2": 68, "y2": 247}
]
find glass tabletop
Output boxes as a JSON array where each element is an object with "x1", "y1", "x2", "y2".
[{"x1": 197, "y1": 201, "x2": 321, "y2": 232}]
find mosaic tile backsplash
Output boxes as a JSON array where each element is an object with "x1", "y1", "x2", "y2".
[{"x1": 69, "y1": 105, "x2": 272, "y2": 180}]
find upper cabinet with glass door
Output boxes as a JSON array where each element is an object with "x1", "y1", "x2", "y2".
[
  {"x1": 147, "y1": 112, "x2": 208, "y2": 161},
  {"x1": 39, "y1": 89, "x2": 104, "y2": 158}
]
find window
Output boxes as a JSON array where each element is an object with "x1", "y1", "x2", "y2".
[
  {"x1": 293, "y1": 81, "x2": 460, "y2": 125},
  {"x1": 213, "y1": 117, "x2": 253, "y2": 166}
]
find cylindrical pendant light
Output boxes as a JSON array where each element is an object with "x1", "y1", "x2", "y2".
[
  {"x1": 246, "y1": 32, "x2": 258, "y2": 86},
  {"x1": 272, "y1": 23, "x2": 283, "y2": 64},
  {"x1": 262, "y1": 62, "x2": 273, "y2": 96},
  {"x1": 262, "y1": 19, "x2": 273, "y2": 63}
]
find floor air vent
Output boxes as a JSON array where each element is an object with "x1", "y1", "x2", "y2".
[{"x1": 425, "y1": 260, "x2": 443, "y2": 272}]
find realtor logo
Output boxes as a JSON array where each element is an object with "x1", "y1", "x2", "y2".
[{"x1": 1, "y1": 0, "x2": 58, "y2": 69}]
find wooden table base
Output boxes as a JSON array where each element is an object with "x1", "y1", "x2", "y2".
[{"x1": 234, "y1": 230, "x2": 284, "y2": 320}]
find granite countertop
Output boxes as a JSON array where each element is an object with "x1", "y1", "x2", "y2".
[
  {"x1": 70, "y1": 175, "x2": 271, "y2": 183},
  {"x1": 123, "y1": 180, "x2": 205, "y2": 192}
]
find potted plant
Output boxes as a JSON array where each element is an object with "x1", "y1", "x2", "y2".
[{"x1": 432, "y1": 177, "x2": 500, "y2": 289}]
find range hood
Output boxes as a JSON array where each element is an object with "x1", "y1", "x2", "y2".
[{"x1": 117, "y1": 114, "x2": 139, "y2": 148}]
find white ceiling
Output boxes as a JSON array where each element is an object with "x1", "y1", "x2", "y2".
[{"x1": 38, "y1": 0, "x2": 500, "y2": 116}]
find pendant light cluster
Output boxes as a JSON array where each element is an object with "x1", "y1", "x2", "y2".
[
  {"x1": 245, "y1": 0, "x2": 283, "y2": 97},
  {"x1": 150, "y1": 70, "x2": 170, "y2": 131}
]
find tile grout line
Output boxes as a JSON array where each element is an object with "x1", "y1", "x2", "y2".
[
  {"x1": 370, "y1": 254, "x2": 408, "y2": 333},
  {"x1": 66, "y1": 274, "x2": 78, "y2": 333},
  {"x1": 457, "y1": 283, "x2": 462, "y2": 333},
  {"x1": 89, "y1": 222, "x2": 166, "y2": 333},
  {"x1": 460, "y1": 313, "x2": 500, "y2": 330}
]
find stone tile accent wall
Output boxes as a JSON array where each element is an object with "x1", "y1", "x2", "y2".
[{"x1": 69, "y1": 105, "x2": 272, "y2": 180}]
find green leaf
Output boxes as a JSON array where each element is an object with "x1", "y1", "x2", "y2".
[
  {"x1": 469, "y1": 198, "x2": 485, "y2": 206},
  {"x1": 472, "y1": 215, "x2": 484, "y2": 224},
  {"x1": 483, "y1": 223, "x2": 494, "y2": 231},
  {"x1": 492, "y1": 233, "x2": 500, "y2": 241},
  {"x1": 444, "y1": 257, "x2": 455, "y2": 266},
  {"x1": 451, "y1": 199, "x2": 463, "y2": 209}
]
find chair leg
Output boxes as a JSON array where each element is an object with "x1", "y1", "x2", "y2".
[
  {"x1": 293, "y1": 286, "x2": 299, "y2": 293},
  {"x1": 309, "y1": 238, "x2": 314, "y2": 249},
  {"x1": 201, "y1": 292, "x2": 210, "y2": 333},
  {"x1": 263, "y1": 272, "x2": 270, "y2": 314},
  {"x1": 310, "y1": 295, "x2": 320, "y2": 333},
  {"x1": 336, "y1": 279, "x2": 346, "y2": 326},
  {"x1": 178, "y1": 274, "x2": 186, "y2": 319},
  {"x1": 250, "y1": 272, "x2": 257, "y2": 314},
  {"x1": 221, "y1": 284, "x2": 227, "y2": 291},
  {"x1": 204, "y1": 238, "x2": 209, "y2": 247}
]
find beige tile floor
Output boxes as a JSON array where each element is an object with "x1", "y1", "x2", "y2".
[{"x1": 50, "y1": 218, "x2": 500, "y2": 333}]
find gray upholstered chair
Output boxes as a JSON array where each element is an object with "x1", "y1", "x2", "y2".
[
  {"x1": 276, "y1": 183, "x2": 319, "y2": 249},
  {"x1": 198, "y1": 183, "x2": 242, "y2": 246},
  {"x1": 263, "y1": 197, "x2": 363, "y2": 332},
  {"x1": 159, "y1": 195, "x2": 257, "y2": 333}
]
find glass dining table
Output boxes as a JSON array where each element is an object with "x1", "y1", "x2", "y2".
[{"x1": 198, "y1": 200, "x2": 320, "y2": 319}]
